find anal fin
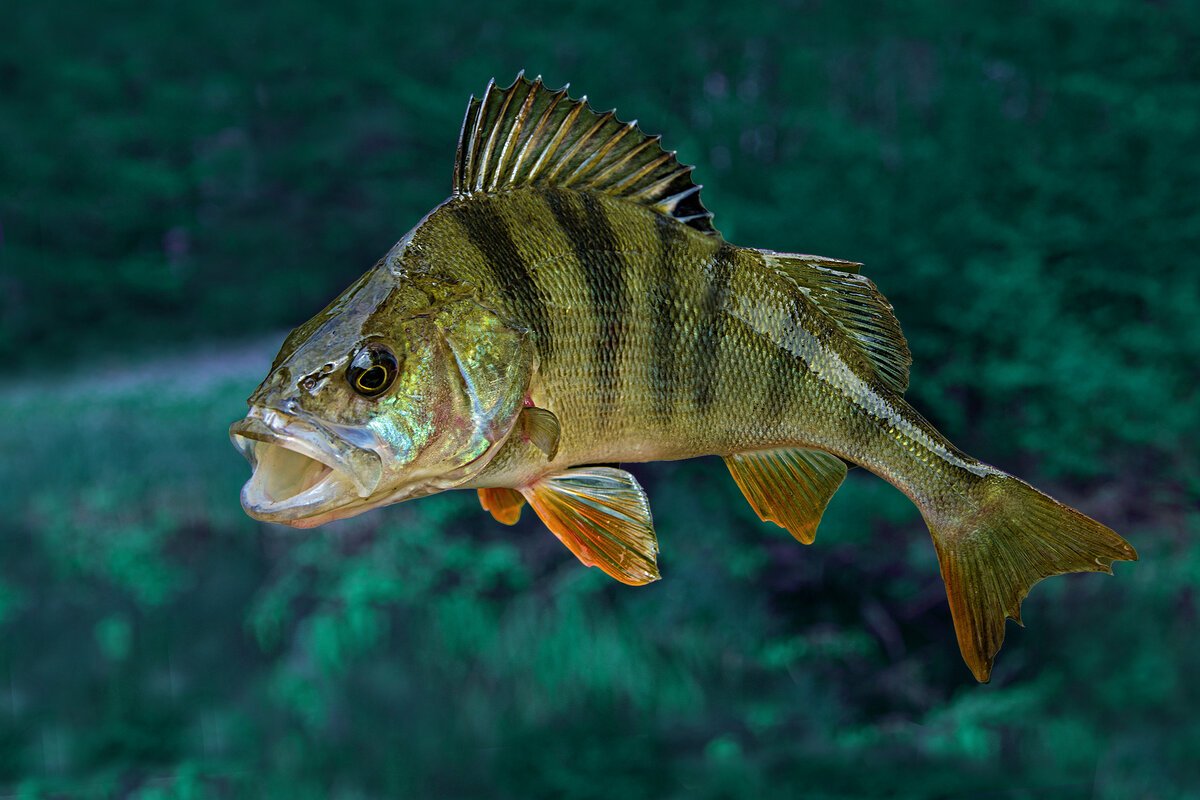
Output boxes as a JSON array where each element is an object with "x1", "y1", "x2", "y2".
[
  {"x1": 724, "y1": 448, "x2": 848, "y2": 545},
  {"x1": 522, "y1": 467, "x2": 660, "y2": 585},
  {"x1": 478, "y1": 487, "x2": 526, "y2": 525}
]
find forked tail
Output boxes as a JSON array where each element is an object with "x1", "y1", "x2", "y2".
[{"x1": 921, "y1": 472, "x2": 1137, "y2": 682}]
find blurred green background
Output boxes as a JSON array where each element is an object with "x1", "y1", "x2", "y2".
[{"x1": 1, "y1": 0, "x2": 1197, "y2": 796}]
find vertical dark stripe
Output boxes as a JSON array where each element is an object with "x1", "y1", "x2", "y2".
[
  {"x1": 651, "y1": 214, "x2": 683, "y2": 420},
  {"x1": 543, "y1": 190, "x2": 626, "y2": 419},
  {"x1": 694, "y1": 242, "x2": 737, "y2": 411},
  {"x1": 450, "y1": 199, "x2": 552, "y2": 356}
]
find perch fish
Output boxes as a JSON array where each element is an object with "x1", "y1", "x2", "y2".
[{"x1": 231, "y1": 74, "x2": 1136, "y2": 681}]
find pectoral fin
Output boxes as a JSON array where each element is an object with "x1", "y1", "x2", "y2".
[
  {"x1": 478, "y1": 487, "x2": 526, "y2": 525},
  {"x1": 520, "y1": 406, "x2": 561, "y2": 460},
  {"x1": 724, "y1": 448, "x2": 848, "y2": 544},
  {"x1": 522, "y1": 467, "x2": 660, "y2": 585}
]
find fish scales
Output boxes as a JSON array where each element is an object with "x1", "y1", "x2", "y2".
[
  {"x1": 416, "y1": 190, "x2": 817, "y2": 468},
  {"x1": 232, "y1": 74, "x2": 1136, "y2": 683},
  {"x1": 422, "y1": 187, "x2": 931, "y2": 487}
]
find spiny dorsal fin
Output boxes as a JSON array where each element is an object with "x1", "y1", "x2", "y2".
[
  {"x1": 453, "y1": 72, "x2": 717, "y2": 235},
  {"x1": 757, "y1": 249, "x2": 912, "y2": 393}
]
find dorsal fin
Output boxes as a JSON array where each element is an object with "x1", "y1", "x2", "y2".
[
  {"x1": 757, "y1": 249, "x2": 912, "y2": 393},
  {"x1": 452, "y1": 72, "x2": 718, "y2": 235}
]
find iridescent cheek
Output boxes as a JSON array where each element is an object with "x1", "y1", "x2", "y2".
[{"x1": 368, "y1": 409, "x2": 420, "y2": 463}]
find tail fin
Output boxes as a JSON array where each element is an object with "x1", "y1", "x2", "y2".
[{"x1": 922, "y1": 473, "x2": 1137, "y2": 682}]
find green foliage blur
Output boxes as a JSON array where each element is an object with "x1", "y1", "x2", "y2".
[{"x1": 1, "y1": 0, "x2": 1197, "y2": 796}]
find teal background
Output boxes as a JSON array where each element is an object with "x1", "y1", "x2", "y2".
[{"x1": 1, "y1": 1, "x2": 1197, "y2": 796}]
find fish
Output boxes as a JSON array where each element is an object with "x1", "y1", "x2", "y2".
[{"x1": 230, "y1": 73, "x2": 1137, "y2": 682}]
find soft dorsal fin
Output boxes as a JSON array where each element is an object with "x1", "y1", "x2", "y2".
[
  {"x1": 757, "y1": 249, "x2": 912, "y2": 393},
  {"x1": 453, "y1": 72, "x2": 717, "y2": 235}
]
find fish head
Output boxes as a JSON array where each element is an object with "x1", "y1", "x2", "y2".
[{"x1": 231, "y1": 252, "x2": 534, "y2": 528}]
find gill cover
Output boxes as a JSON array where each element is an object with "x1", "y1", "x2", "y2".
[{"x1": 434, "y1": 296, "x2": 536, "y2": 474}]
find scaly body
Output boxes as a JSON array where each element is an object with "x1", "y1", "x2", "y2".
[
  {"x1": 412, "y1": 190, "x2": 986, "y2": 499},
  {"x1": 232, "y1": 74, "x2": 1135, "y2": 681}
]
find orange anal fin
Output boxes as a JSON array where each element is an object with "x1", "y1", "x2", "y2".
[
  {"x1": 521, "y1": 467, "x2": 660, "y2": 585},
  {"x1": 478, "y1": 487, "x2": 526, "y2": 525},
  {"x1": 724, "y1": 448, "x2": 848, "y2": 545}
]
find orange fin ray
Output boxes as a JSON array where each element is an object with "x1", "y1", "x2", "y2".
[
  {"x1": 478, "y1": 487, "x2": 526, "y2": 525},
  {"x1": 522, "y1": 467, "x2": 660, "y2": 585},
  {"x1": 724, "y1": 447, "x2": 848, "y2": 545}
]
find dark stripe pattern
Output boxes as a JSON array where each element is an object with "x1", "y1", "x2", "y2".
[
  {"x1": 694, "y1": 242, "x2": 737, "y2": 411},
  {"x1": 544, "y1": 190, "x2": 626, "y2": 420},
  {"x1": 651, "y1": 214, "x2": 683, "y2": 420},
  {"x1": 450, "y1": 199, "x2": 553, "y2": 356}
]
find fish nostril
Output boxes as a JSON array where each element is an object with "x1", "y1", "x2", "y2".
[{"x1": 284, "y1": 398, "x2": 300, "y2": 414}]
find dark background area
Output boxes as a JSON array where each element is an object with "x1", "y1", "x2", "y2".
[{"x1": 1, "y1": 1, "x2": 1197, "y2": 796}]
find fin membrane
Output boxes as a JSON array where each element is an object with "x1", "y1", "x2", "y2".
[
  {"x1": 724, "y1": 448, "x2": 847, "y2": 545},
  {"x1": 924, "y1": 473, "x2": 1137, "y2": 682},
  {"x1": 758, "y1": 250, "x2": 912, "y2": 393},
  {"x1": 755, "y1": 248, "x2": 862, "y2": 275},
  {"x1": 453, "y1": 72, "x2": 716, "y2": 235},
  {"x1": 522, "y1": 466, "x2": 660, "y2": 585},
  {"x1": 520, "y1": 406, "x2": 561, "y2": 460},
  {"x1": 479, "y1": 487, "x2": 525, "y2": 525}
]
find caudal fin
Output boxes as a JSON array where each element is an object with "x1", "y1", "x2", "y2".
[{"x1": 922, "y1": 473, "x2": 1137, "y2": 682}]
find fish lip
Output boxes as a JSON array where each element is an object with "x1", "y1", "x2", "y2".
[{"x1": 230, "y1": 409, "x2": 384, "y2": 522}]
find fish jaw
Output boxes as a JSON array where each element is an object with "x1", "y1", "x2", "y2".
[{"x1": 230, "y1": 409, "x2": 384, "y2": 526}]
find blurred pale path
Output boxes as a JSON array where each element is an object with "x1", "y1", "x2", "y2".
[
  {"x1": 1, "y1": 0, "x2": 1197, "y2": 796},
  {"x1": 0, "y1": 338, "x2": 278, "y2": 405}
]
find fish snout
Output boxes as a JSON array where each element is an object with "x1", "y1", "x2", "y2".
[{"x1": 229, "y1": 410, "x2": 385, "y2": 525}]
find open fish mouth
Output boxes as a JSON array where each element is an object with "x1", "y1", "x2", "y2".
[
  {"x1": 230, "y1": 410, "x2": 383, "y2": 525},
  {"x1": 246, "y1": 440, "x2": 334, "y2": 502}
]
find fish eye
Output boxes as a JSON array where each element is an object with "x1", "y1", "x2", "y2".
[{"x1": 347, "y1": 343, "x2": 399, "y2": 398}]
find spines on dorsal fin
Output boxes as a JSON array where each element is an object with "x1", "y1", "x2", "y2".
[
  {"x1": 756, "y1": 249, "x2": 912, "y2": 393},
  {"x1": 452, "y1": 72, "x2": 718, "y2": 235}
]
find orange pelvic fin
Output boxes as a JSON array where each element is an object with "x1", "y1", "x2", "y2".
[
  {"x1": 522, "y1": 467, "x2": 660, "y2": 585},
  {"x1": 724, "y1": 448, "x2": 848, "y2": 545},
  {"x1": 478, "y1": 487, "x2": 526, "y2": 525}
]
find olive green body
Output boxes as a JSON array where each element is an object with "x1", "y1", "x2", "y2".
[{"x1": 399, "y1": 187, "x2": 989, "y2": 506}]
